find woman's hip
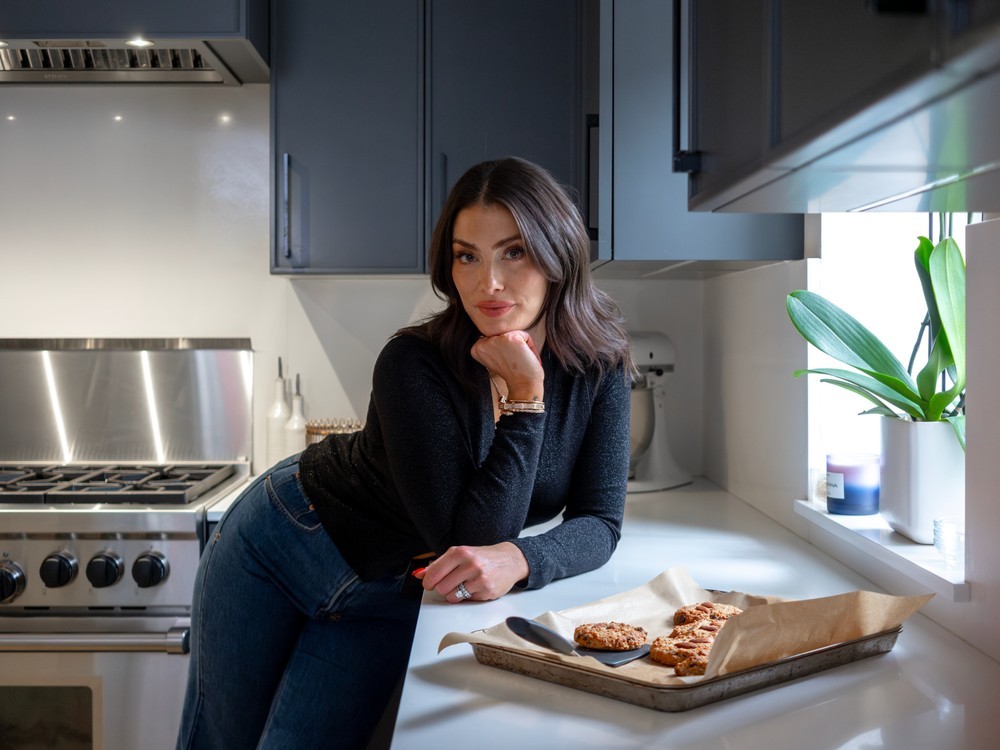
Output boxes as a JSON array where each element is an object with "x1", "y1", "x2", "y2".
[{"x1": 203, "y1": 458, "x2": 411, "y2": 621}]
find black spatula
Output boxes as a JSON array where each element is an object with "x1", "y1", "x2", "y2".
[{"x1": 505, "y1": 616, "x2": 650, "y2": 667}]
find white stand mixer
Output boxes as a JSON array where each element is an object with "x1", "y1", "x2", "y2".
[{"x1": 627, "y1": 331, "x2": 691, "y2": 494}]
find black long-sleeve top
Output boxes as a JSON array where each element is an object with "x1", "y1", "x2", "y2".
[{"x1": 298, "y1": 333, "x2": 630, "y2": 589}]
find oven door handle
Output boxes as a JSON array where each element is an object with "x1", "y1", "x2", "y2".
[{"x1": 0, "y1": 625, "x2": 189, "y2": 654}]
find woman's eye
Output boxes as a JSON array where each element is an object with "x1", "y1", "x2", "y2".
[
  {"x1": 453, "y1": 250, "x2": 476, "y2": 264},
  {"x1": 505, "y1": 246, "x2": 526, "y2": 260}
]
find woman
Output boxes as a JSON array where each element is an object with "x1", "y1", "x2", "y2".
[{"x1": 176, "y1": 157, "x2": 633, "y2": 749}]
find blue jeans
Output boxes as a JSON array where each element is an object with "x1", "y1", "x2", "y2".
[{"x1": 176, "y1": 456, "x2": 421, "y2": 750}]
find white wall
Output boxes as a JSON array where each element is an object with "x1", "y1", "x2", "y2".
[
  {"x1": 702, "y1": 260, "x2": 812, "y2": 531},
  {"x1": 0, "y1": 85, "x2": 702, "y2": 476}
]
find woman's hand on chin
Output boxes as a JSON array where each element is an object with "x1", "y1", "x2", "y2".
[{"x1": 471, "y1": 331, "x2": 544, "y2": 401}]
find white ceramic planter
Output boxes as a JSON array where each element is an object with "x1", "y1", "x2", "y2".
[{"x1": 879, "y1": 417, "x2": 965, "y2": 544}]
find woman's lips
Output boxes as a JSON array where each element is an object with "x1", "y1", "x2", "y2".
[{"x1": 476, "y1": 302, "x2": 514, "y2": 318}]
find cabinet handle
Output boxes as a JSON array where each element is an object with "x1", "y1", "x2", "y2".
[
  {"x1": 282, "y1": 152, "x2": 291, "y2": 258},
  {"x1": 672, "y1": 0, "x2": 701, "y2": 173},
  {"x1": 440, "y1": 152, "x2": 448, "y2": 210}
]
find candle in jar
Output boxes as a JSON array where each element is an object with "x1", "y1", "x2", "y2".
[{"x1": 826, "y1": 453, "x2": 880, "y2": 515}]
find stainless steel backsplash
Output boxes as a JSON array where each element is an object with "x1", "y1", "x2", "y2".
[{"x1": 0, "y1": 339, "x2": 252, "y2": 464}]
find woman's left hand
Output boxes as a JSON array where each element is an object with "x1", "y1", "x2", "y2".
[
  {"x1": 470, "y1": 331, "x2": 545, "y2": 403},
  {"x1": 414, "y1": 542, "x2": 529, "y2": 603}
]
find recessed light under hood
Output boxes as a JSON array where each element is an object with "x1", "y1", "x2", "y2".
[{"x1": 0, "y1": 0, "x2": 268, "y2": 86}]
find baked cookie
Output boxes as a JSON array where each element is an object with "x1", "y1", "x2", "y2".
[
  {"x1": 674, "y1": 654, "x2": 709, "y2": 676},
  {"x1": 649, "y1": 634, "x2": 714, "y2": 667},
  {"x1": 673, "y1": 601, "x2": 743, "y2": 626},
  {"x1": 670, "y1": 619, "x2": 725, "y2": 639},
  {"x1": 573, "y1": 621, "x2": 648, "y2": 651}
]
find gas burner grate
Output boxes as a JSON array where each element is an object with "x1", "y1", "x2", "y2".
[{"x1": 0, "y1": 463, "x2": 236, "y2": 505}]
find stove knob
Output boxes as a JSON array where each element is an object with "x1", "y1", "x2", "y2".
[
  {"x1": 1, "y1": 560, "x2": 27, "y2": 604},
  {"x1": 86, "y1": 551, "x2": 124, "y2": 588},
  {"x1": 132, "y1": 551, "x2": 170, "y2": 588},
  {"x1": 40, "y1": 552, "x2": 79, "y2": 588}
]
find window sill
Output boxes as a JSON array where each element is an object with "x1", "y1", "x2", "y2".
[{"x1": 794, "y1": 499, "x2": 970, "y2": 602}]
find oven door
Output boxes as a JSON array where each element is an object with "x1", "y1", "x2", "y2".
[{"x1": 0, "y1": 619, "x2": 190, "y2": 750}]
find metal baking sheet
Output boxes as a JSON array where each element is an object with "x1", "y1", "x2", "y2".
[{"x1": 472, "y1": 626, "x2": 901, "y2": 712}]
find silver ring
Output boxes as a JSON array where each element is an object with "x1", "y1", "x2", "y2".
[{"x1": 455, "y1": 582, "x2": 472, "y2": 601}]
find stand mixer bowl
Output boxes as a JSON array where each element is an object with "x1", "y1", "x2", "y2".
[{"x1": 629, "y1": 385, "x2": 655, "y2": 476}]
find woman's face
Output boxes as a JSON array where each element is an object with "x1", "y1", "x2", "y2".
[{"x1": 451, "y1": 203, "x2": 548, "y2": 339}]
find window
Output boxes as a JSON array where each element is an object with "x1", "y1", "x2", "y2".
[
  {"x1": 794, "y1": 212, "x2": 980, "y2": 601},
  {"x1": 815, "y1": 212, "x2": 977, "y2": 457}
]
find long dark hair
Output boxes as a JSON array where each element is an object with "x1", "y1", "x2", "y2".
[{"x1": 398, "y1": 157, "x2": 633, "y2": 390}]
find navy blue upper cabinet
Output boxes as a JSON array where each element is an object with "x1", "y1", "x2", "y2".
[
  {"x1": 271, "y1": 1, "x2": 424, "y2": 274},
  {"x1": 0, "y1": 0, "x2": 250, "y2": 36},
  {"x1": 272, "y1": 0, "x2": 583, "y2": 275},
  {"x1": 592, "y1": 0, "x2": 803, "y2": 267},
  {"x1": 427, "y1": 0, "x2": 584, "y2": 240},
  {"x1": 685, "y1": 0, "x2": 1000, "y2": 213}
]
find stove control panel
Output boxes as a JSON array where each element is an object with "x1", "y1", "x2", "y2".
[{"x1": 0, "y1": 537, "x2": 196, "y2": 609}]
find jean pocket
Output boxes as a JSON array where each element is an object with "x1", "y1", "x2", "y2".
[{"x1": 266, "y1": 467, "x2": 322, "y2": 533}]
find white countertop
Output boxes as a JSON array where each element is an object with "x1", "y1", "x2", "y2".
[{"x1": 390, "y1": 479, "x2": 1000, "y2": 749}]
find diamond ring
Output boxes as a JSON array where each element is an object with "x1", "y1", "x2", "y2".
[{"x1": 455, "y1": 582, "x2": 472, "y2": 601}]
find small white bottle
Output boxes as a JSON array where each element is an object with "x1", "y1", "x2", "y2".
[
  {"x1": 266, "y1": 357, "x2": 290, "y2": 468},
  {"x1": 284, "y1": 373, "x2": 307, "y2": 457}
]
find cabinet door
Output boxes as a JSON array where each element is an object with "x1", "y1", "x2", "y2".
[
  {"x1": 272, "y1": 0, "x2": 423, "y2": 274},
  {"x1": 607, "y1": 0, "x2": 802, "y2": 262},
  {"x1": 427, "y1": 0, "x2": 583, "y2": 235},
  {"x1": 778, "y1": 1, "x2": 934, "y2": 148},
  {"x1": 689, "y1": 0, "x2": 769, "y2": 204},
  {"x1": 941, "y1": 0, "x2": 1000, "y2": 63}
]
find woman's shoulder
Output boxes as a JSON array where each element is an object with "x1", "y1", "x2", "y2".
[{"x1": 376, "y1": 332, "x2": 445, "y2": 371}]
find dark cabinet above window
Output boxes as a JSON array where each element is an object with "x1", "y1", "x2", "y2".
[{"x1": 684, "y1": 0, "x2": 1000, "y2": 213}]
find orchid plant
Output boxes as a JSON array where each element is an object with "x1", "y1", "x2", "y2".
[{"x1": 786, "y1": 234, "x2": 966, "y2": 450}]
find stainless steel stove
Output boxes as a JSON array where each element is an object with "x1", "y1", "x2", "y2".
[
  {"x1": 0, "y1": 338, "x2": 253, "y2": 750},
  {"x1": 0, "y1": 462, "x2": 242, "y2": 612},
  {"x1": 0, "y1": 463, "x2": 236, "y2": 505}
]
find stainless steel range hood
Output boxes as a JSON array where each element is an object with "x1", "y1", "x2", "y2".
[{"x1": 0, "y1": 0, "x2": 268, "y2": 85}]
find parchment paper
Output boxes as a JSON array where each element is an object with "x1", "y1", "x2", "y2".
[{"x1": 438, "y1": 567, "x2": 932, "y2": 685}]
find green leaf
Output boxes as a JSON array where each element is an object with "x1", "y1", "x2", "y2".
[
  {"x1": 818, "y1": 378, "x2": 899, "y2": 417},
  {"x1": 914, "y1": 236, "x2": 942, "y2": 341},
  {"x1": 797, "y1": 367, "x2": 925, "y2": 419},
  {"x1": 945, "y1": 414, "x2": 966, "y2": 452},
  {"x1": 930, "y1": 238, "x2": 966, "y2": 393},
  {"x1": 915, "y1": 331, "x2": 952, "y2": 404},
  {"x1": 787, "y1": 291, "x2": 917, "y2": 389}
]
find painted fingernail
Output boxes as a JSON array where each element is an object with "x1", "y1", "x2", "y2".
[{"x1": 411, "y1": 567, "x2": 427, "y2": 578}]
